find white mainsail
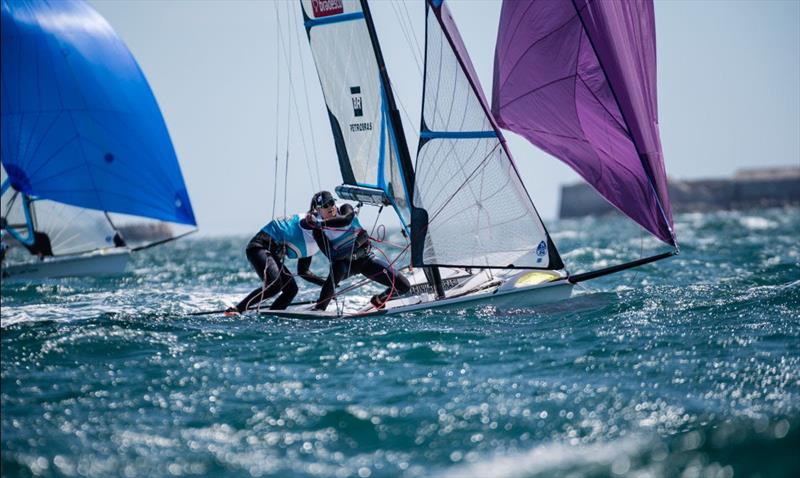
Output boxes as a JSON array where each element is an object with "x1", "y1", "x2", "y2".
[
  {"x1": 300, "y1": 0, "x2": 413, "y2": 228},
  {"x1": 411, "y1": 0, "x2": 562, "y2": 270}
]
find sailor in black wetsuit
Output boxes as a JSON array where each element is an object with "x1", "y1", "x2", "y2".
[
  {"x1": 309, "y1": 191, "x2": 411, "y2": 311},
  {"x1": 26, "y1": 231, "x2": 54, "y2": 259},
  {"x1": 226, "y1": 203, "x2": 360, "y2": 314}
]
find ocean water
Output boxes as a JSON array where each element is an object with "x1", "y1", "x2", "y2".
[{"x1": 2, "y1": 208, "x2": 799, "y2": 478}]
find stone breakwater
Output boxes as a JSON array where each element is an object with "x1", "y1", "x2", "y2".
[{"x1": 559, "y1": 166, "x2": 800, "y2": 219}]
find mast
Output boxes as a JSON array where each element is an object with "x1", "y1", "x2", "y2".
[{"x1": 360, "y1": 0, "x2": 444, "y2": 298}]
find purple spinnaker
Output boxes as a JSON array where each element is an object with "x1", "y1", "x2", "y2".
[{"x1": 492, "y1": 0, "x2": 675, "y2": 245}]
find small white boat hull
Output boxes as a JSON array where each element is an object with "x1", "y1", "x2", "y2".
[
  {"x1": 262, "y1": 269, "x2": 574, "y2": 320},
  {"x1": 1, "y1": 249, "x2": 131, "y2": 282}
]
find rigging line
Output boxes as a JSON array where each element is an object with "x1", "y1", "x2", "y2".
[
  {"x1": 313, "y1": 241, "x2": 410, "y2": 307},
  {"x1": 400, "y1": 0, "x2": 425, "y2": 66},
  {"x1": 284, "y1": 0, "x2": 293, "y2": 151},
  {"x1": 317, "y1": 218, "x2": 338, "y2": 312},
  {"x1": 389, "y1": 78, "x2": 420, "y2": 144},
  {"x1": 103, "y1": 210, "x2": 122, "y2": 236},
  {"x1": 284, "y1": 3, "x2": 293, "y2": 217},
  {"x1": 370, "y1": 205, "x2": 384, "y2": 237},
  {"x1": 426, "y1": 143, "x2": 500, "y2": 227},
  {"x1": 276, "y1": 8, "x2": 320, "y2": 193},
  {"x1": 290, "y1": 89, "x2": 318, "y2": 192},
  {"x1": 2, "y1": 191, "x2": 19, "y2": 218},
  {"x1": 416, "y1": 134, "x2": 487, "y2": 211},
  {"x1": 626, "y1": 229, "x2": 646, "y2": 288},
  {"x1": 282, "y1": 0, "x2": 295, "y2": 213},
  {"x1": 284, "y1": 149, "x2": 289, "y2": 218},
  {"x1": 313, "y1": 225, "x2": 412, "y2": 310},
  {"x1": 343, "y1": 204, "x2": 363, "y2": 290},
  {"x1": 271, "y1": 152, "x2": 279, "y2": 220},
  {"x1": 255, "y1": 237, "x2": 279, "y2": 315},
  {"x1": 289, "y1": 1, "x2": 323, "y2": 190},
  {"x1": 389, "y1": 0, "x2": 423, "y2": 76},
  {"x1": 273, "y1": 2, "x2": 282, "y2": 159},
  {"x1": 130, "y1": 229, "x2": 196, "y2": 252},
  {"x1": 272, "y1": 2, "x2": 283, "y2": 220},
  {"x1": 475, "y1": 153, "x2": 486, "y2": 253}
]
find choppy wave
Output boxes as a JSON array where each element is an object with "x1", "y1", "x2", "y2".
[{"x1": 2, "y1": 208, "x2": 799, "y2": 477}]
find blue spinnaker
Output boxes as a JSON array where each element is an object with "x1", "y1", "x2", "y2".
[{"x1": 1, "y1": 0, "x2": 196, "y2": 226}]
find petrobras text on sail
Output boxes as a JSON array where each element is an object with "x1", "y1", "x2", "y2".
[
  {"x1": 350, "y1": 122, "x2": 373, "y2": 132},
  {"x1": 312, "y1": 0, "x2": 344, "y2": 17}
]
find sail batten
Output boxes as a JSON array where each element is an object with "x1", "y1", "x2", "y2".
[
  {"x1": 420, "y1": 131, "x2": 495, "y2": 140},
  {"x1": 492, "y1": 0, "x2": 675, "y2": 245},
  {"x1": 304, "y1": 11, "x2": 364, "y2": 28}
]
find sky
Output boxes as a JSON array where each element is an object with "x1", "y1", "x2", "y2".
[{"x1": 88, "y1": 0, "x2": 800, "y2": 237}]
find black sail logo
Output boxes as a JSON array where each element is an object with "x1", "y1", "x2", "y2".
[
  {"x1": 350, "y1": 86, "x2": 363, "y2": 117},
  {"x1": 349, "y1": 86, "x2": 372, "y2": 132}
]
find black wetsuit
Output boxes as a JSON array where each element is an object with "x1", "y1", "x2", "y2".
[
  {"x1": 233, "y1": 212, "x2": 357, "y2": 313},
  {"x1": 25, "y1": 231, "x2": 54, "y2": 258},
  {"x1": 313, "y1": 204, "x2": 411, "y2": 311}
]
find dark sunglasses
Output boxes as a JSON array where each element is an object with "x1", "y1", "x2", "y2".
[{"x1": 317, "y1": 200, "x2": 336, "y2": 209}]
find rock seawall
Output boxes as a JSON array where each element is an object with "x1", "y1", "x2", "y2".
[{"x1": 559, "y1": 167, "x2": 800, "y2": 218}]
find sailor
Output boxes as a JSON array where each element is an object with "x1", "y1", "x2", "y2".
[
  {"x1": 26, "y1": 231, "x2": 54, "y2": 259},
  {"x1": 225, "y1": 212, "x2": 325, "y2": 314},
  {"x1": 309, "y1": 191, "x2": 411, "y2": 311}
]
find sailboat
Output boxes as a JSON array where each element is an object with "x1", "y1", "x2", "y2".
[
  {"x1": 0, "y1": 0, "x2": 197, "y2": 281},
  {"x1": 265, "y1": 0, "x2": 676, "y2": 318}
]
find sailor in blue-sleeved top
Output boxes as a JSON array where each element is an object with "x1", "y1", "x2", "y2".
[
  {"x1": 226, "y1": 214, "x2": 320, "y2": 314},
  {"x1": 226, "y1": 196, "x2": 361, "y2": 314}
]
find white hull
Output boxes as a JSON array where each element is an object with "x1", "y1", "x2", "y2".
[
  {"x1": 263, "y1": 269, "x2": 574, "y2": 320},
  {"x1": 1, "y1": 249, "x2": 131, "y2": 282}
]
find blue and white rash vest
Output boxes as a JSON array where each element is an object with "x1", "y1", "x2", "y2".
[
  {"x1": 261, "y1": 215, "x2": 319, "y2": 259},
  {"x1": 323, "y1": 216, "x2": 365, "y2": 260}
]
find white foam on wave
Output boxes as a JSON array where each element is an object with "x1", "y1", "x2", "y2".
[
  {"x1": 739, "y1": 216, "x2": 778, "y2": 231},
  {"x1": 437, "y1": 435, "x2": 649, "y2": 478},
  {"x1": 0, "y1": 303, "x2": 87, "y2": 328}
]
